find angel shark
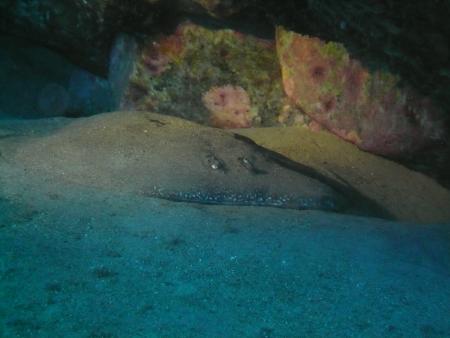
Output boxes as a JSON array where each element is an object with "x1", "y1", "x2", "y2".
[{"x1": 0, "y1": 111, "x2": 390, "y2": 217}]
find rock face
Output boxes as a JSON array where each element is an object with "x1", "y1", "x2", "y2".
[
  {"x1": 0, "y1": 0, "x2": 164, "y2": 76},
  {"x1": 0, "y1": 36, "x2": 114, "y2": 118},
  {"x1": 276, "y1": 27, "x2": 445, "y2": 158},
  {"x1": 180, "y1": 1, "x2": 450, "y2": 118},
  {"x1": 0, "y1": 30, "x2": 137, "y2": 118},
  {"x1": 1, "y1": 0, "x2": 111, "y2": 75},
  {"x1": 122, "y1": 22, "x2": 301, "y2": 128},
  {"x1": 2, "y1": 0, "x2": 449, "y2": 116}
]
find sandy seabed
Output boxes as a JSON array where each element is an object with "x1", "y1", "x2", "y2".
[{"x1": 1, "y1": 112, "x2": 449, "y2": 337}]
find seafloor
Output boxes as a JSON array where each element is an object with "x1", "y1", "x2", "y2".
[{"x1": 1, "y1": 113, "x2": 449, "y2": 337}]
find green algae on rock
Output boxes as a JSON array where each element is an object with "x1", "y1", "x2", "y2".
[{"x1": 123, "y1": 21, "x2": 306, "y2": 128}]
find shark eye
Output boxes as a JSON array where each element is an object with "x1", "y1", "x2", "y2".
[
  {"x1": 239, "y1": 157, "x2": 252, "y2": 170},
  {"x1": 205, "y1": 154, "x2": 227, "y2": 172},
  {"x1": 238, "y1": 157, "x2": 268, "y2": 175}
]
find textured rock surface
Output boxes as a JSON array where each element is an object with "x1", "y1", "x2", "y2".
[
  {"x1": 1, "y1": 0, "x2": 111, "y2": 75},
  {"x1": 0, "y1": 0, "x2": 165, "y2": 75},
  {"x1": 276, "y1": 27, "x2": 445, "y2": 158},
  {"x1": 122, "y1": 22, "x2": 303, "y2": 128},
  {"x1": 2, "y1": 0, "x2": 448, "y2": 116},
  {"x1": 177, "y1": 1, "x2": 450, "y2": 117},
  {"x1": 0, "y1": 32, "x2": 138, "y2": 119},
  {"x1": 0, "y1": 35, "x2": 113, "y2": 118}
]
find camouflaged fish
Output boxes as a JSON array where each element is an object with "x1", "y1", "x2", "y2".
[{"x1": 3, "y1": 111, "x2": 371, "y2": 213}]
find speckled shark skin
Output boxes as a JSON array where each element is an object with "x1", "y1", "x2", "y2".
[{"x1": 5, "y1": 111, "x2": 349, "y2": 212}]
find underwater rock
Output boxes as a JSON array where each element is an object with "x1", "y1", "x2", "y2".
[
  {"x1": 108, "y1": 33, "x2": 139, "y2": 108},
  {"x1": 187, "y1": 1, "x2": 450, "y2": 120},
  {"x1": 0, "y1": 0, "x2": 168, "y2": 76},
  {"x1": 5, "y1": 111, "x2": 355, "y2": 213},
  {"x1": 191, "y1": 0, "x2": 245, "y2": 17},
  {"x1": 0, "y1": 0, "x2": 113, "y2": 76},
  {"x1": 37, "y1": 84, "x2": 70, "y2": 117},
  {"x1": 276, "y1": 27, "x2": 446, "y2": 158},
  {"x1": 3, "y1": 0, "x2": 449, "y2": 119},
  {"x1": 0, "y1": 36, "x2": 114, "y2": 118},
  {"x1": 122, "y1": 21, "x2": 305, "y2": 128}
]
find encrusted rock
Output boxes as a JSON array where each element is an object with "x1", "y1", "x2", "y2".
[
  {"x1": 0, "y1": 0, "x2": 162, "y2": 76},
  {"x1": 276, "y1": 26, "x2": 445, "y2": 158},
  {"x1": 123, "y1": 21, "x2": 300, "y2": 128}
]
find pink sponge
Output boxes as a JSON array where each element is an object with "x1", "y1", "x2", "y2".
[{"x1": 202, "y1": 85, "x2": 255, "y2": 128}]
